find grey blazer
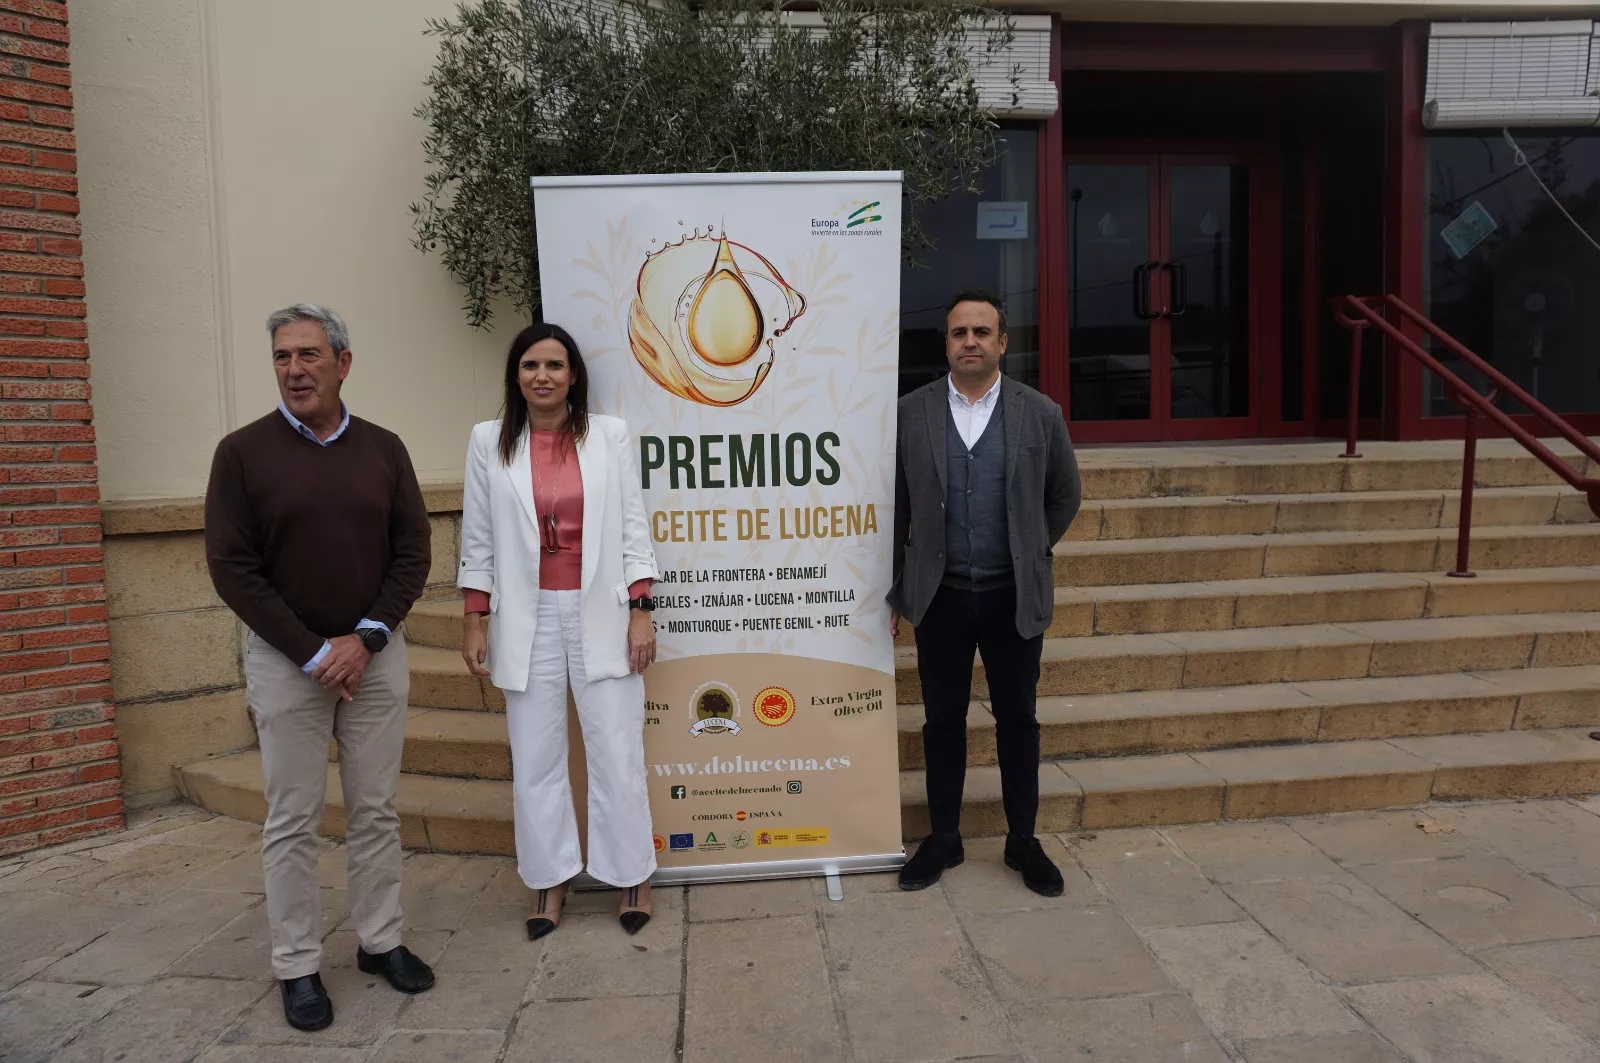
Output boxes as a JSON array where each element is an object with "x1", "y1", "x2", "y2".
[{"x1": 887, "y1": 374, "x2": 1082, "y2": 639}]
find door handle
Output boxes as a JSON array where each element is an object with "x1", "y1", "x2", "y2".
[
  {"x1": 1163, "y1": 262, "x2": 1188, "y2": 317},
  {"x1": 1133, "y1": 260, "x2": 1160, "y2": 320}
]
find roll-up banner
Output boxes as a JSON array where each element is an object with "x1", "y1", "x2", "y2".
[{"x1": 530, "y1": 172, "x2": 904, "y2": 883}]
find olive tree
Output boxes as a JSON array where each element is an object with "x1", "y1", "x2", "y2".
[{"x1": 412, "y1": 0, "x2": 1017, "y2": 327}]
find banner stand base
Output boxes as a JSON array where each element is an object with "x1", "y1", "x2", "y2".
[
  {"x1": 569, "y1": 849, "x2": 906, "y2": 890},
  {"x1": 825, "y1": 871, "x2": 844, "y2": 902}
]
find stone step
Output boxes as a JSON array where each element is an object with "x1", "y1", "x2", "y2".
[
  {"x1": 895, "y1": 665, "x2": 1600, "y2": 769},
  {"x1": 892, "y1": 611, "x2": 1600, "y2": 704},
  {"x1": 1068, "y1": 486, "x2": 1590, "y2": 542},
  {"x1": 175, "y1": 750, "x2": 513, "y2": 855},
  {"x1": 176, "y1": 726, "x2": 1600, "y2": 851},
  {"x1": 903, "y1": 727, "x2": 1600, "y2": 836},
  {"x1": 1075, "y1": 439, "x2": 1590, "y2": 501},
  {"x1": 406, "y1": 567, "x2": 1600, "y2": 653},
  {"x1": 372, "y1": 664, "x2": 1600, "y2": 782},
  {"x1": 1051, "y1": 523, "x2": 1600, "y2": 587},
  {"x1": 390, "y1": 708, "x2": 511, "y2": 779},
  {"x1": 407, "y1": 643, "x2": 505, "y2": 712},
  {"x1": 405, "y1": 599, "x2": 463, "y2": 653},
  {"x1": 1061, "y1": 567, "x2": 1600, "y2": 639},
  {"x1": 403, "y1": 610, "x2": 1600, "y2": 711}
]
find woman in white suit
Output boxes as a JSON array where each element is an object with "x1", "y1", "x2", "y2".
[{"x1": 458, "y1": 322, "x2": 660, "y2": 938}]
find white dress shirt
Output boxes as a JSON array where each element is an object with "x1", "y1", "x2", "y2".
[
  {"x1": 947, "y1": 373, "x2": 1003, "y2": 451},
  {"x1": 278, "y1": 400, "x2": 351, "y2": 445}
]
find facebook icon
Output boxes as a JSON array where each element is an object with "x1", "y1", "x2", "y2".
[
  {"x1": 669, "y1": 833, "x2": 694, "y2": 850},
  {"x1": 670, "y1": 785, "x2": 687, "y2": 800}
]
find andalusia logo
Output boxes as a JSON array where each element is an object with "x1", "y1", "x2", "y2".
[
  {"x1": 628, "y1": 225, "x2": 806, "y2": 408},
  {"x1": 752, "y1": 686, "x2": 796, "y2": 727},
  {"x1": 688, "y1": 680, "x2": 741, "y2": 737},
  {"x1": 842, "y1": 200, "x2": 882, "y2": 228}
]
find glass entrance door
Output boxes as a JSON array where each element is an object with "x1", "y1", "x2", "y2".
[{"x1": 1066, "y1": 153, "x2": 1259, "y2": 441}]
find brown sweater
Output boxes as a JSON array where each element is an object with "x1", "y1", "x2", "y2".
[{"x1": 204, "y1": 411, "x2": 432, "y2": 666}]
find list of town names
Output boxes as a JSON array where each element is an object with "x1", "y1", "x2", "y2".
[{"x1": 654, "y1": 565, "x2": 861, "y2": 634}]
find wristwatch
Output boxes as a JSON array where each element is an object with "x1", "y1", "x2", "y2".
[
  {"x1": 628, "y1": 596, "x2": 657, "y2": 612},
  {"x1": 358, "y1": 628, "x2": 389, "y2": 654}
]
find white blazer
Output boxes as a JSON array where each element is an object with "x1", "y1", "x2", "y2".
[{"x1": 458, "y1": 414, "x2": 658, "y2": 691}]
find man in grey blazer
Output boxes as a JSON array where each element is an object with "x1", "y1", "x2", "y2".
[{"x1": 888, "y1": 290, "x2": 1081, "y2": 895}]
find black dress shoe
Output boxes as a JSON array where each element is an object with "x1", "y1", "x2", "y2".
[
  {"x1": 898, "y1": 832, "x2": 964, "y2": 891},
  {"x1": 1004, "y1": 835, "x2": 1064, "y2": 897},
  {"x1": 355, "y1": 945, "x2": 435, "y2": 994},
  {"x1": 280, "y1": 973, "x2": 333, "y2": 1031}
]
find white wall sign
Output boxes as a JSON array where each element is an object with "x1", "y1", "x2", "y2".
[{"x1": 976, "y1": 200, "x2": 1029, "y2": 240}]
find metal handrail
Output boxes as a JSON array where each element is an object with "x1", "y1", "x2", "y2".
[{"x1": 1331, "y1": 293, "x2": 1600, "y2": 578}]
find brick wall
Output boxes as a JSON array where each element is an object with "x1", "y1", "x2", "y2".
[{"x1": 0, "y1": 0, "x2": 121, "y2": 856}]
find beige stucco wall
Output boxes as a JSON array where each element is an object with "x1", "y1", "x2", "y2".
[
  {"x1": 75, "y1": 1, "x2": 224, "y2": 503},
  {"x1": 76, "y1": 0, "x2": 513, "y2": 504}
]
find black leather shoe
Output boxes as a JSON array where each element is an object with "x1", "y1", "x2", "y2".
[
  {"x1": 279, "y1": 973, "x2": 333, "y2": 1031},
  {"x1": 1005, "y1": 835, "x2": 1064, "y2": 897},
  {"x1": 898, "y1": 832, "x2": 964, "y2": 891},
  {"x1": 355, "y1": 945, "x2": 435, "y2": 994}
]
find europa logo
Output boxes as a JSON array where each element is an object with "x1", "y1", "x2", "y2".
[
  {"x1": 845, "y1": 200, "x2": 883, "y2": 227},
  {"x1": 811, "y1": 200, "x2": 883, "y2": 233}
]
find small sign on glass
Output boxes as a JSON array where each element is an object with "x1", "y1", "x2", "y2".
[
  {"x1": 1441, "y1": 201, "x2": 1497, "y2": 260},
  {"x1": 976, "y1": 201, "x2": 1028, "y2": 241}
]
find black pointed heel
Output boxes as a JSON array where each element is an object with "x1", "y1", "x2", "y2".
[
  {"x1": 527, "y1": 886, "x2": 564, "y2": 940},
  {"x1": 618, "y1": 883, "x2": 652, "y2": 935}
]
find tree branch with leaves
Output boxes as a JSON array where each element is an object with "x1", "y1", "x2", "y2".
[{"x1": 412, "y1": 0, "x2": 1017, "y2": 328}]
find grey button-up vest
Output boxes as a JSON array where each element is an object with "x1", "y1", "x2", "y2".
[{"x1": 942, "y1": 396, "x2": 1011, "y2": 591}]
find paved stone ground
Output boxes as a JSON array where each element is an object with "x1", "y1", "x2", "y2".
[{"x1": 5, "y1": 799, "x2": 1600, "y2": 1062}]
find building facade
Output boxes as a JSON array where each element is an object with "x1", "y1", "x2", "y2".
[
  {"x1": 905, "y1": 14, "x2": 1600, "y2": 445},
  {"x1": 71, "y1": 0, "x2": 1600, "y2": 499},
  {"x1": 1, "y1": 0, "x2": 1596, "y2": 851}
]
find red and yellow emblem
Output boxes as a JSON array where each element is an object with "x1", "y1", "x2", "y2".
[
  {"x1": 752, "y1": 686, "x2": 797, "y2": 727},
  {"x1": 652, "y1": 834, "x2": 666, "y2": 853}
]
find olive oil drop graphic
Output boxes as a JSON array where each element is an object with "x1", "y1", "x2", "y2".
[
  {"x1": 687, "y1": 233, "x2": 764, "y2": 368},
  {"x1": 628, "y1": 224, "x2": 806, "y2": 406}
]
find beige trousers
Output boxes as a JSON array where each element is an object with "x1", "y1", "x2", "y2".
[{"x1": 245, "y1": 628, "x2": 410, "y2": 980}]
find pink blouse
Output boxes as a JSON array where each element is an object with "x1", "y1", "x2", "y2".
[{"x1": 463, "y1": 430, "x2": 651, "y2": 614}]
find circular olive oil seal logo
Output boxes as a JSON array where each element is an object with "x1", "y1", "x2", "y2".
[
  {"x1": 752, "y1": 686, "x2": 797, "y2": 727},
  {"x1": 689, "y1": 681, "x2": 741, "y2": 737}
]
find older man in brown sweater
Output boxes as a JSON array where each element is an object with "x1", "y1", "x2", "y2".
[{"x1": 205, "y1": 303, "x2": 434, "y2": 1032}]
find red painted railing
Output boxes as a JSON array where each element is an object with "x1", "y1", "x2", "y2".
[{"x1": 1331, "y1": 294, "x2": 1600, "y2": 578}]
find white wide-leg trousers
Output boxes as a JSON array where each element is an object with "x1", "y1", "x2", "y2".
[{"x1": 503, "y1": 588, "x2": 657, "y2": 889}]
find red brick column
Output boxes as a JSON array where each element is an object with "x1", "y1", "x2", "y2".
[{"x1": 0, "y1": 0, "x2": 120, "y2": 856}]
